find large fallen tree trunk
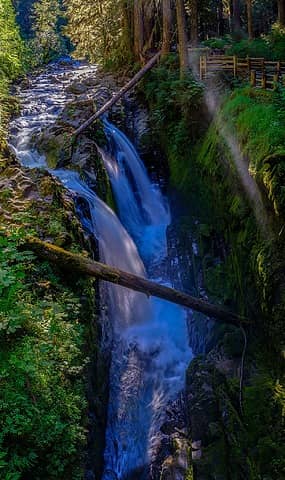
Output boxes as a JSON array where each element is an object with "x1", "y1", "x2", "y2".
[
  {"x1": 73, "y1": 52, "x2": 161, "y2": 139},
  {"x1": 27, "y1": 237, "x2": 249, "y2": 326}
]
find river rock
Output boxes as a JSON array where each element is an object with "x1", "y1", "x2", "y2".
[
  {"x1": 57, "y1": 99, "x2": 96, "y2": 130},
  {"x1": 83, "y1": 76, "x2": 100, "y2": 87},
  {"x1": 66, "y1": 81, "x2": 89, "y2": 95},
  {"x1": 160, "y1": 435, "x2": 191, "y2": 480},
  {"x1": 37, "y1": 99, "x2": 96, "y2": 168}
]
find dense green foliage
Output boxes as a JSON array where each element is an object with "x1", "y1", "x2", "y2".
[
  {"x1": 30, "y1": 0, "x2": 68, "y2": 64},
  {"x1": 223, "y1": 86, "x2": 285, "y2": 213},
  {"x1": 0, "y1": 232, "x2": 86, "y2": 479},
  {"x1": 64, "y1": 0, "x2": 132, "y2": 68},
  {"x1": 142, "y1": 55, "x2": 205, "y2": 175},
  {"x1": 0, "y1": 0, "x2": 25, "y2": 150},
  {"x1": 0, "y1": 170, "x2": 98, "y2": 479},
  {"x1": 145, "y1": 62, "x2": 285, "y2": 331},
  {"x1": 203, "y1": 24, "x2": 285, "y2": 60}
]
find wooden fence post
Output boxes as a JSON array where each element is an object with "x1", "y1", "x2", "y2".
[
  {"x1": 233, "y1": 55, "x2": 238, "y2": 77},
  {"x1": 247, "y1": 56, "x2": 251, "y2": 72},
  {"x1": 203, "y1": 55, "x2": 207, "y2": 79},
  {"x1": 262, "y1": 72, "x2": 267, "y2": 89},
  {"x1": 277, "y1": 61, "x2": 281, "y2": 82},
  {"x1": 250, "y1": 70, "x2": 256, "y2": 87},
  {"x1": 200, "y1": 56, "x2": 204, "y2": 79}
]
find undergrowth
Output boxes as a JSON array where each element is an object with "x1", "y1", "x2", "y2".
[
  {"x1": 0, "y1": 227, "x2": 90, "y2": 479},
  {"x1": 0, "y1": 0, "x2": 26, "y2": 154},
  {"x1": 0, "y1": 167, "x2": 99, "y2": 480},
  {"x1": 203, "y1": 24, "x2": 285, "y2": 60}
]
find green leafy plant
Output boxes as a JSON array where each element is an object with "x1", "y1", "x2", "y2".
[{"x1": 0, "y1": 230, "x2": 90, "y2": 479}]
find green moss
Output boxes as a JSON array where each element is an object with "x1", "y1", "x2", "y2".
[
  {"x1": 222, "y1": 87, "x2": 285, "y2": 177},
  {"x1": 185, "y1": 466, "x2": 194, "y2": 480},
  {"x1": 146, "y1": 77, "x2": 285, "y2": 343}
]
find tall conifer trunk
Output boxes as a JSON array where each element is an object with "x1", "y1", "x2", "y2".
[
  {"x1": 122, "y1": 0, "x2": 133, "y2": 58},
  {"x1": 278, "y1": 0, "x2": 285, "y2": 26},
  {"x1": 176, "y1": 0, "x2": 189, "y2": 77},
  {"x1": 134, "y1": 0, "x2": 144, "y2": 61},
  {"x1": 232, "y1": 0, "x2": 242, "y2": 38},
  {"x1": 246, "y1": 0, "x2": 253, "y2": 39},
  {"x1": 217, "y1": 0, "x2": 224, "y2": 37},
  {"x1": 190, "y1": 0, "x2": 198, "y2": 46},
  {"x1": 162, "y1": 0, "x2": 172, "y2": 56}
]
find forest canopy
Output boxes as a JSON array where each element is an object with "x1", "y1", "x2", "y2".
[{"x1": 7, "y1": 0, "x2": 285, "y2": 69}]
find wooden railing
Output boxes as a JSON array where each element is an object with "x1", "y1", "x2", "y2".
[{"x1": 200, "y1": 55, "x2": 285, "y2": 90}]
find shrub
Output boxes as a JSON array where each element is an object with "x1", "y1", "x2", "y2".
[{"x1": 0, "y1": 230, "x2": 88, "y2": 479}]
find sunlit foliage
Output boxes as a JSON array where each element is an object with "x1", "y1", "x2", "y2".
[
  {"x1": 0, "y1": 0, "x2": 24, "y2": 148},
  {"x1": 0, "y1": 229, "x2": 88, "y2": 479},
  {"x1": 29, "y1": 0, "x2": 68, "y2": 64},
  {"x1": 64, "y1": 0, "x2": 132, "y2": 67}
]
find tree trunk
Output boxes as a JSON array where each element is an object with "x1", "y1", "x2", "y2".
[
  {"x1": 134, "y1": 0, "x2": 144, "y2": 60},
  {"x1": 176, "y1": 0, "x2": 189, "y2": 77},
  {"x1": 26, "y1": 237, "x2": 249, "y2": 326},
  {"x1": 143, "y1": 0, "x2": 155, "y2": 52},
  {"x1": 278, "y1": 0, "x2": 285, "y2": 26},
  {"x1": 232, "y1": 0, "x2": 242, "y2": 39},
  {"x1": 73, "y1": 52, "x2": 161, "y2": 138},
  {"x1": 217, "y1": 0, "x2": 224, "y2": 37},
  {"x1": 121, "y1": 0, "x2": 133, "y2": 58},
  {"x1": 247, "y1": 0, "x2": 253, "y2": 40},
  {"x1": 162, "y1": 0, "x2": 172, "y2": 56},
  {"x1": 190, "y1": 0, "x2": 198, "y2": 47}
]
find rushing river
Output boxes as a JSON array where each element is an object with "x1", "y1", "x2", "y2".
[{"x1": 9, "y1": 59, "x2": 192, "y2": 479}]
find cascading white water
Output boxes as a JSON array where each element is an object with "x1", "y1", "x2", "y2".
[
  {"x1": 53, "y1": 169, "x2": 150, "y2": 328},
  {"x1": 102, "y1": 120, "x2": 170, "y2": 264},
  {"x1": 101, "y1": 121, "x2": 192, "y2": 479},
  {"x1": 8, "y1": 60, "x2": 192, "y2": 480}
]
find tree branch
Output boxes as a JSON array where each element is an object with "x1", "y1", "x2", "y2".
[
  {"x1": 26, "y1": 237, "x2": 250, "y2": 326},
  {"x1": 73, "y1": 52, "x2": 161, "y2": 139}
]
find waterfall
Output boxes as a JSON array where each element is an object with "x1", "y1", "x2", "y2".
[
  {"x1": 101, "y1": 119, "x2": 170, "y2": 264},
  {"x1": 8, "y1": 61, "x2": 192, "y2": 480},
  {"x1": 53, "y1": 169, "x2": 150, "y2": 328},
  {"x1": 101, "y1": 121, "x2": 192, "y2": 479}
]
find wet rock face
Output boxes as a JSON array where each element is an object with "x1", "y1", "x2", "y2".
[
  {"x1": 0, "y1": 154, "x2": 82, "y2": 246},
  {"x1": 66, "y1": 81, "x2": 90, "y2": 95},
  {"x1": 185, "y1": 351, "x2": 246, "y2": 480},
  {"x1": 186, "y1": 358, "x2": 226, "y2": 445},
  {"x1": 37, "y1": 99, "x2": 97, "y2": 168},
  {"x1": 58, "y1": 99, "x2": 96, "y2": 130},
  {"x1": 149, "y1": 396, "x2": 191, "y2": 480}
]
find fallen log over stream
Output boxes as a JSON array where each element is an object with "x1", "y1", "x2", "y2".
[
  {"x1": 73, "y1": 52, "x2": 161, "y2": 138},
  {"x1": 27, "y1": 237, "x2": 249, "y2": 326}
]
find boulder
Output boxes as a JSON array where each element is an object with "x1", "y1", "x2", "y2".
[
  {"x1": 37, "y1": 99, "x2": 96, "y2": 168},
  {"x1": 66, "y1": 81, "x2": 89, "y2": 95},
  {"x1": 57, "y1": 99, "x2": 96, "y2": 130}
]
